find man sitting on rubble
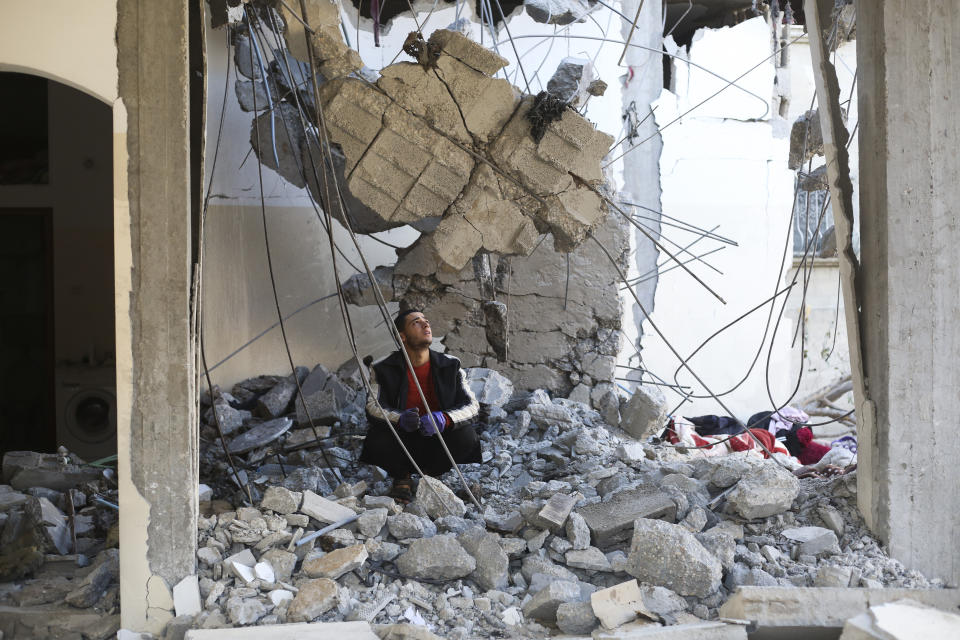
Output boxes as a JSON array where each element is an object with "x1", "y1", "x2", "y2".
[{"x1": 358, "y1": 309, "x2": 481, "y2": 502}]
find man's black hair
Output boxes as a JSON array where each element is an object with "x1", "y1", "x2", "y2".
[{"x1": 394, "y1": 308, "x2": 423, "y2": 333}]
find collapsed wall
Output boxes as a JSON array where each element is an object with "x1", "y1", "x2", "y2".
[{"x1": 233, "y1": 1, "x2": 629, "y2": 405}]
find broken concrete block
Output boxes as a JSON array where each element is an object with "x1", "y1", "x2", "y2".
[
  {"x1": 547, "y1": 57, "x2": 601, "y2": 107},
  {"x1": 226, "y1": 417, "x2": 293, "y2": 455},
  {"x1": 577, "y1": 487, "x2": 676, "y2": 547},
  {"x1": 428, "y1": 29, "x2": 509, "y2": 76},
  {"x1": 457, "y1": 528, "x2": 509, "y2": 591},
  {"x1": 287, "y1": 578, "x2": 340, "y2": 623},
  {"x1": 524, "y1": 0, "x2": 592, "y2": 25},
  {"x1": 387, "y1": 512, "x2": 427, "y2": 539},
  {"x1": 626, "y1": 518, "x2": 722, "y2": 598},
  {"x1": 538, "y1": 492, "x2": 578, "y2": 530},
  {"x1": 781, "y1": 526, "x2": 841, "y2": 557},
  {"x1": 300, "y1": 490, "x2": 355, "y2": 524},
  {"x1": 203, "y1": 393, "x2": 250, "y2": 435},
  {"x1": 395, "y1": 535, "x2": 476, "y2": 580},
  {"x1": 719, "y1": 587, "x2": 960, "y2": 636},
  {"x1": 415, "y1": 476, "x2": 466, "y2": 519},
  {"x1": 25, "y1": 496, "x2": 71, "y2": 555},
  {"x1": 260, "y1": 486, "x2": 302, "y2": 515},
  {"x1": 726, "y1": 463, "x2": 799, "y2": 519},
  {"x1": 357, "y1": 508, "x2": 388, "y2": 538},
  {"x1": 3, "y1": 451, "x2": 100, "y2": 491},
  {"x1": 342, "y1": 266, "x2": 396, "y2": 307},
  {"x1": 261, "y1": 548, "x2": 297, "y2": 583},
  {"x1": 789, "y1": 109, "x2": 824, "y2": 169},
  {"x1": 817, "y1": 505, "x2": 845, "y2": 538},
  {"x1": 592, "y1": 621, "x2": 747, "y2": 639},
  {"x1": 840, "y1": 599, "x2": 960, "y2": 640},
  {"x1": 172, "y1": 575, "x2": 202, "y2": 617},
  {"x1": 565, "y1": 546, "x2": 611, "y2": 571},
  {"x1": 466, "y1": 367, "x2": 515, "y2": 407},
  {"x1": 522, "y1": 580, "x2": 581, "y2": 622},
  {"x1": 590, "y1": 579, "x2": 651, "y2": 630},
  {"x1": 815, "y1": 565, "x2": 854, "y2": 588},
  {"x1": 619, "y1": 384, "x2": 668, "y2": 440},
  {"x1": 256, "y1": 369, "x2": 305, "y2": 418},
  {"x1": 556, "y1": 600, "x2": 598, "y2": 634},
  {"x1": 565, "y1": 511, "x2": 591, "y2": 550},
  {"x1": 696, "y1": 529, "x2": 736, "y2": 571},
  {"x1": 65, "y1": 550, "x2": 119, "y2": 608},
  {"x1": 303, "y1": 544, "x2": 368, "y2": 580}
]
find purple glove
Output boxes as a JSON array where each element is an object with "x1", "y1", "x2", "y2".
[
  {"x1": 397, "y1": 408, "x2": 420, "y2": 432},
  {"x1": 419, "y1": 411, "x2": 447, "y2": 435}
]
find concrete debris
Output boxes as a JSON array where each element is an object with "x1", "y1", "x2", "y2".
[
  {"x1": 619, "y1": 384, "x2": 669, "y2": 440},
  {"x1": 524, "y1": 0, "x2": 594, "y2": 25},
  {"x1": 10, "y1": 365, "x2": 914, "y2": 639},
  {"x1": 625, "y1": 518, "x2": 722, "y2": 598},
  {"x1": 841, "y1": 598, "x2": 960, "y2": 640},
  {"x1": 415, "y1": 476, "x2": 466, "y2": 520},
  {"x1": 726, "y1": 463, "x2": 800, "y2": 519},
  {"x1": 547, "y1": 57, "x2": 604, "y2": 107}
]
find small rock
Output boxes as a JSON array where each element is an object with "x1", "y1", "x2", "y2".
[
  {"x1": 817, "y1": 505, "x2": 845, "y2": 537},
  {"x1": 358, "y1": 508, "x2": 388, "y2": 537},
  {"x1": 387, "y1": 512, "x2": 427, "y2": 539},
  {"x1": 458, "y1": 529, "x2": 509, "y2": 591},
  {"x1": 815, "y1": 565, "x2": 853, "y2": 587},
  {"x1": 695, "y1": 529, "x2": 736, "y2": 571},
  {"x1": 565, "y1": 511, "x2": 591, "y2": 550}
]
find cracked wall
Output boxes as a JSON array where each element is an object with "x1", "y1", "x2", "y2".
[{"x1": 228, "y1": 1, "x2": 634, "y2": 407}]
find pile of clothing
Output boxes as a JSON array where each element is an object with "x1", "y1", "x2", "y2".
[{"x1": 664, "y1": 407, "x2": 856, "y2": 469}]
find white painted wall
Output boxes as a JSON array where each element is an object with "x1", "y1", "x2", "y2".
[
  {"x1": 638, "y1": 17, "x2": 799, "y2": 420},
  {"x1": 782, "y1": 27, "x2": 857, "y2": 400}
]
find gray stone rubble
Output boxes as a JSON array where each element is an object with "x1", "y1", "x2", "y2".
[{"x1": 0, "y1": 365, "x2": 944, "y2": 639}]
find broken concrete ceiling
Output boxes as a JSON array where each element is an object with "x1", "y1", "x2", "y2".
[{"x1": 243, "y1": 1, "x2": 615, "y2": 272}]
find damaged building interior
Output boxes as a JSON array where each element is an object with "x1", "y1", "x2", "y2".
[{"x1": 0, "y1": 0, "x2": 958, "y2": 638}]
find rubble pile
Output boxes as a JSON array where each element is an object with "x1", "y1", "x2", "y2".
[
  {"x1": 0, "y1": 451, "x2": 121, "y2": 638},
  {"x1": 175, "y1": 366, "x2": 940, "y2": 639}
]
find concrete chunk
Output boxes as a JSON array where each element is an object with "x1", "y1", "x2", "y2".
[
  {"x1": 719, "y1": 587, "x2": 960, "y2": 634},
  {"x1": 522, "y1": 580, "x2": 581, "y2": 622},
  {"x1": 577, "y1": 487, "x2": 676, "y2": 547},
  {"x1": 538, "y1": 492, "x2": 578, "y2": 530},
  {"x1": 619, "y1": 385, "x2": 668, "y2": 440},
  {"x1": 781, "y1": 526, "x2": 841, "y2": 557},
  {"x1": 172, "y1": 575, "x2": 202, "y2": 617},
  {"x1": 626, "y1": 518, "x2": 722, "y2": 598},
  {"x1": 300, "y1": 490, "x2": 355, "y2": 524},
  {"x1": 727, "y1": 464, "x2": 799, "y2": 519},
  {"x1": 415, "y1": 475, "x2": 466, "y2": 519},
  {"x1": 302, "y1": 544, "x2": 368, "y2": 580},
  {"x1": 395, "y1": 535, "x2": 476, "y2": 580},
  {"x1": 286, "y1": 578, "x2": 339, "y2": 623}
]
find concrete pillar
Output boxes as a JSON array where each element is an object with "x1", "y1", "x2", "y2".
[
  {"x1": 856, "y1": 1, "x2": 960, "y2": 585},
  {"x1": 619, "y1": 0, "x2": 663, "y2": 357},
  {"x1": 116, "y1": 0, "x2": 198, "y2": 632}
]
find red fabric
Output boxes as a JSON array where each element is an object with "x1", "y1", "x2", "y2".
[
  {"x1": 796, "y1": 427, "x2": 830, "y2": 465},
  {"x1": 405, "y1": 361, "x2": 442, "y2": 419},
  {"x1": 728, "y1": 428, "x2": 779, "y2": 458}
]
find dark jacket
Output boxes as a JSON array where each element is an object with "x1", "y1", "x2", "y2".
[{"x1": 364, "y1": 349, "x2": 479, "y2": 431}]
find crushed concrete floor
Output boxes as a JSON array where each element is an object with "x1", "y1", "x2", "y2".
[{"x1": 1, "y1": 365, "x2": 957, "y2": 639}]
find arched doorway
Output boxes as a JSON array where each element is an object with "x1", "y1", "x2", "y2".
[{"x1": 0, "y1": 72, "x2": 116, "y2": 461}]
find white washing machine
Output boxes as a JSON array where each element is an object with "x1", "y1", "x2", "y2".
[{"x1": 55, "y1": 365, "x2": 117, "y2": 462}]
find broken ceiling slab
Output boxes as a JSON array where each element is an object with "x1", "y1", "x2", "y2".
[
  {"x1": 298, "y1": 27, "x2": 612, "y2": 269},
  {"x1": 278, "y1": 0, "x2": 362, "y2": 80},
  {"x1": 719, "y1": 587, "x2": 960, "y2": 637}
]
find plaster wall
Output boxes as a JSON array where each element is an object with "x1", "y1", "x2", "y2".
[
  {"x1": 856, "y1": 0, "x2": 960, "y2": 585},
  {"x1": 639, "y1": 17, "x2": 797, "y2": 419},
  {"x1": 781, "y1": 31, "x2": 857, "y2": 400}
]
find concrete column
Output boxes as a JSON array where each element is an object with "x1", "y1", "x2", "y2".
[
  {"x1": 116, "y1": 0, "x2": 198, "y2": 632},
  {"x1": 619, "y1": 0, "x2": 663, "y2": 357},
  {"x1": 856, "y1": 1, "x2": 960, "y2": 585}
]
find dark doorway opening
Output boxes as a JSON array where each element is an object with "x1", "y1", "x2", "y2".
[{"x1": 0, "y1": 73, "x2": 116, "y2": 461}]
